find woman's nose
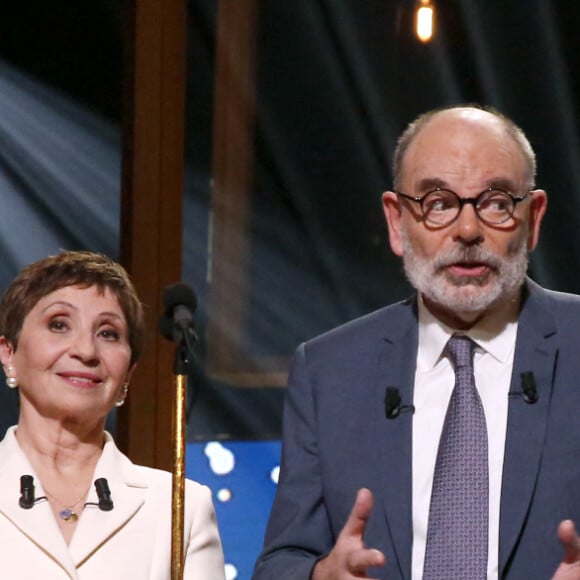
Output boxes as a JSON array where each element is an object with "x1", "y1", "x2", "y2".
[{"x1": 68, "y1": 332, "x2": 99, "y2": 363}]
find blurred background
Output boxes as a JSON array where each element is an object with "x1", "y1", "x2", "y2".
[{"x1": 1, "y1": 1, "x2": 579, "y2": 577}]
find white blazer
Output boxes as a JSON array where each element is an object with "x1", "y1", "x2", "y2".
[{"x1": 0, "y1": 427, "x2": 225, "y2": 579}]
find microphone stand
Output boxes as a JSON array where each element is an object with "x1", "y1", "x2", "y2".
[
  {"x1": 170, "y1": 333, "x2": 192, "y2": 580},
  {"x1": 158, "y1": 283, "x2": 198, "y2": 580}
]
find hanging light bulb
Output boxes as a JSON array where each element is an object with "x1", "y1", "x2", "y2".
[{"x1": 415, "y1": 0, "x2": 435, "y2": 43}]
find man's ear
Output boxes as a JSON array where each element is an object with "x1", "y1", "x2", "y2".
[
  {"x1": 382, "y1": 191, "x2": 404, "y2": 257},
  {"x1": 527, "y1": 189, "x2": 547, "y2": 251}
]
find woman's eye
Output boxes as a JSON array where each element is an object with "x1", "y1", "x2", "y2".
[
  {"x1": 48, "y1": 319, "x2": 68, "y2": 332},
  {"x1": 99, "y1": 328, "x2": 120, "y2": 341}
]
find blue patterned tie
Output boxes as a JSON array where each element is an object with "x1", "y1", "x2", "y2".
[{"x1": 423, "y1": 335, "x2": 488, "y2": 579}]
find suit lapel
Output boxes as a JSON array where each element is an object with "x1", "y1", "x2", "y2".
[
  {"x1": 499, "y1": 281, "x2": 557, "y2": 575},
  {"x1": 69, "y1": 434, "x2": 146, "y2": 567},
  {"x1": 360, "y1": 281, "x2": 557, "y2": 578},
  {"x1": 0, "y1": 428, "x2": 77, "y2": 578},
  {"x1": 0, "y1": 429, "x2": 147, "y2": 574},
  {"x1": 374, "y1": 298, "x2": 418, "y2": 580}
]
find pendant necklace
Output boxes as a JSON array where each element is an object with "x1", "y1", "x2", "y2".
[{"x1": 45, "y1": 484, "x2": 91, "y2": 523}]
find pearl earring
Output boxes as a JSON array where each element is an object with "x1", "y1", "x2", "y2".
[
  {"x1": 6, "y1": 366, "x2": 17, "y2": 389},
  {"x1": 115, "y1": 383, "x2": 129, "y2": 407}
]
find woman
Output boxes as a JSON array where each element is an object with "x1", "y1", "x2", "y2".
[{"x1": 0, "y1": 250, "x2": 225, "y2": 579}]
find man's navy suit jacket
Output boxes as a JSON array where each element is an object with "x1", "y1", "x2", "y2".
[{"x1": 253, "y1": 279, "x2": 580, "y2": 579}]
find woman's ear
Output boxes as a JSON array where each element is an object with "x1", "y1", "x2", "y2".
[
  {"x1": 126, "y1": 363, "x2": 137, "y2": 384},
  {"x1": 0, "y1": 336, "x2": 15, "y2": 367}
]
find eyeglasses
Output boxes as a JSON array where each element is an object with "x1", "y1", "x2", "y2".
[{"x1": 395, "y1": 187, "x2": 530, "y2": 226}]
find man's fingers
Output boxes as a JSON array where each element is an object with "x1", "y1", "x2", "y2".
[
  {"x1": 347, "y1": 547, "x2": 386, "y2": 574},
  {"x1": 312, "y1": 489, "x2": 386, "y2": 580},
  {"x1": 340, "y1": 488, "x2": 374, "y2": 539},
  {"x1": 559, "y1": 520, "x2": 580, "y2": 564}
]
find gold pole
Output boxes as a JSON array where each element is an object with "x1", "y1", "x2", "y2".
[{"x1": 171, "y1": 372, "x2": 187, "y2": 579}]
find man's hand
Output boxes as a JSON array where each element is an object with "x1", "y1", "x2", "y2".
[
  {"x1": 552, "y1": 520, "x2": 580, "y2": 579},
  {"x1": 312, "y1": 488, "x2": 386, "y2": 580}
]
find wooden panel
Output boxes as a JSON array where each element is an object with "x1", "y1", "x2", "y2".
[
  {"x1": 206, "y1": 0, "x2": 286, "y2": 387},
  {"x1": 117, "y1": 0, "x2": 186, "y2": 470}
]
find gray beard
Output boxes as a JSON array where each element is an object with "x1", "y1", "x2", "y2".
[{"x1": 401, "y1": 228, "x2": 529, "y2": 317}]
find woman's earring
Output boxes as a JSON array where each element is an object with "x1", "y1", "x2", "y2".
[
  {"x1": 6, "y1": 366, "x2": 17, "y2": 389},
  {"x1": 115, "y1": 383, "x2": 129, "y2": 407}
]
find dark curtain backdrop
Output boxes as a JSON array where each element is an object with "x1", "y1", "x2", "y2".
[{"x1": 1, "y1": 0, "x2": 580, "y2": 438}]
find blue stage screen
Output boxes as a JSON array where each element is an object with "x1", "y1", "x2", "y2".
[{"x1": 186, "y1": 440, "x2": 281, "y2": 580}]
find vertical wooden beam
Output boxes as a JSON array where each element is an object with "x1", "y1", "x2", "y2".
[
  {"x1": 117, "y1": 0, "x2": 186, "y2": 470},
  {"x1": 206, "y1": 0, "x2": 261, "y2": 384}
]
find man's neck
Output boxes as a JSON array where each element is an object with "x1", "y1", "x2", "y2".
[{"x1": 421, "y1": 289, "x2": 522, "y2": 333}]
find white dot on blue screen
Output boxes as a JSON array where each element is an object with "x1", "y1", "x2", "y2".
[{"x1": 217, "y1": 488, "x2": 233, "y2": 502}]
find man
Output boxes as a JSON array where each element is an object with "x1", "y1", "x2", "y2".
[{"x1": 252, "y1": 105, "x2": 580, "y2": 579}]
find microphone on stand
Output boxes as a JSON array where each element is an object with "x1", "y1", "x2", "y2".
[
  {"x1": 158, "y1": 283, "x2": 199, "y2": 580},
  {"x1": 158, "y1": 283, "x2": 198, "y2": 347}
]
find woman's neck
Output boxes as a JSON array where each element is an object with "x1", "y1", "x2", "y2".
[
  {"x1": 15, "y1": 413, "x2": 105, "y2": 476},
  {"x1": 14, "y1": 415, "x2": 106, "y2": 546}
]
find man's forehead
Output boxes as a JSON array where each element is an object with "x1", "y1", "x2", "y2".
[
  {"x1": 401, "y1": 110, "x2": 524, "y2": 181},
  {"x1": 413, "y1": 108, "x2": 506, "y2": 142}
]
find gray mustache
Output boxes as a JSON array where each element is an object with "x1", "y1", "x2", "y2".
[{"x1": 434, "y1": 247, "x2": 502, "y2": 270}]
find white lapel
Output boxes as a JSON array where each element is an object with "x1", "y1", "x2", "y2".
[
  {"x1": 69, "y1": 432, "x2": 146, "y2": 567},
  {"x1": 0, "y1": 427, "x2": 78, "y2": 578}
]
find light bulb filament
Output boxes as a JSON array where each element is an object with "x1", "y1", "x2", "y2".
[{"x1": 415, "y1": 1, "x2": 435, "y2": 43}]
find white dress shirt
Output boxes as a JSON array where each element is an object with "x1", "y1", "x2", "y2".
[{"x1": 411, "y1": 296, "x2": 519, "y2": 580}]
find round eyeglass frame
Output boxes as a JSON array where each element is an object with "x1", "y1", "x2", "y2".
[{"x1": 394, "y1": 187, "x2": 530, "y2": 226}]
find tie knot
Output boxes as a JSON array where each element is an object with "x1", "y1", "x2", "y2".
[{"x1": 446, "y1": 335, "x2": 475, "y2": 369}]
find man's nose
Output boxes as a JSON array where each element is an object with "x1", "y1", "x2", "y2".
[{"x1": 452, "y1": 202, "x2": 484, "y2": 244}]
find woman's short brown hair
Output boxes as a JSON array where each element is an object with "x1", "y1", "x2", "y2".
[{"x1": 0, "y1": 251, "x2": 144, "y2": 365}]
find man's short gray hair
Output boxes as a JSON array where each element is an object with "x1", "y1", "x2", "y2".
[{"x1": 392, "y1": 104, "x2": 537, "y2": 191}]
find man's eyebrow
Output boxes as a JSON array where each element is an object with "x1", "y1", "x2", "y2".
[
  {"x1": 487, "y1": 177, "x2": 519, "y2": 192},
  {"x1": 414, "y1": 177, "x2": 521, "y2": 194},
  {"x1": 415, "y1": 177, "x2": 448, "y2": 192}
]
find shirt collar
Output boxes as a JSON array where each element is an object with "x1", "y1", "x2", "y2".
[{"x1": 417, "y1": 293, "x2": 519, "y2": 370}]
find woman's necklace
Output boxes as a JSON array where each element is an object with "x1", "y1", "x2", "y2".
[{"x1": 44, "y1": 483, "x2": 92, "y2": 523}]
